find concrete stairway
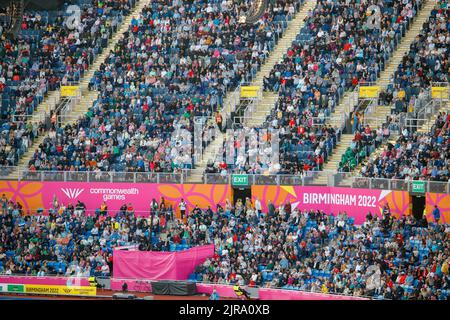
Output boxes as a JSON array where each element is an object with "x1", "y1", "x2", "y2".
[
  {"x1": 417, "y1": 100, "x2": 450, "y2": 133},
  {"x1": 350, "y1": 100, "x2": 450, "y2": 178},
  {"x1": 312, "y1": 0, "x2": 436, "y2": 185},
  {"x1": 187, "y1": 131, "x2": 224, "y2": 183},
  {"x1": 186, "y1": 1, "x2": 315, "y2": 183},
  {"x1": 9, "y1": 0, "x2": 150, "y2": 180},
  {"x1": 313, "y1": 133, "x2": 354, "y2": 185},
  {"x1": 350, "y1": 134, "x2": 399, "y2": 177}
]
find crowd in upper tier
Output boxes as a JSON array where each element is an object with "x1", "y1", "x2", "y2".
[
  {"x1": 205, "y1": 0, "x2": 424, "y2": 175},
  {"x1": 204, "y1": 124, "x2": 338, "y2": 175},
  {"x1": 340, "y1": 0, "x2": 450, "y2": 175},
  {"x1": 0, "y1": 0, "x2": 135, "y2": 166},
  {"x1": 0, "y1": 0, "x2": 447, "y2": 181},
  {"x1": 388, "y1": 1, "x2": 449, "y2": 105},
  {"x1": 359, "y1": 112, "x2": 450, "y2": 182},
  {"x1": 259, "y1": 0, "x2": 421, "y2": 174},
  {"x1": 27, "y1": 0, "x2": 302, "y2": 172},
  {"x1": 0, "y1": 195, "x2": 449, "y2": 300}
]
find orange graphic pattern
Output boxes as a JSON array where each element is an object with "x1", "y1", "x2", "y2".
[
  {"x1": 158, "y1": 184, "x2": 231, "y2": 217},
  {"x1": 0, "y1": 181, "x2": 45, "y2": 214},
  {"x1": 426, "y1": 193, "x2": 450, "y2": 224}
]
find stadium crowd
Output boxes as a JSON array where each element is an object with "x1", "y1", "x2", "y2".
[
  {"x1": 28, "y1": 0, "x2": 302, "y2": 173},
  {"x1": 388, "y1": 0, "x2": 449, "y2": 106},
  {"x1": 257, "y1": 0, "x2": 422, "y2": 174},
  {"x1": 340, "y1": 0, "x2": 449, "y2": 174},
  {"x1": 0, "y1": 195, "x2": 449, "y2": 300},
  {"x1": 204, "y1": 123, "x2": 338, "y2": 175},
  {"x1": 0, "y1": 0, "x2": 136, "y2": 165},
  {"x1": 338, "y1": 120, "x2": 391, "y2": 172},
  {"x1": 358, "y1": 111, "x2": 450, "y2": 181}
]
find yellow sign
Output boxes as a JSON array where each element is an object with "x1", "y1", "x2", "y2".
[
  {"x1": 241, "y1": 86, "x2": 260, "y2": 98},
  {"x1": 24, "y1": 284, "x2": 97, "y2": 296},
  {"x1": 61, "y1": 86, "x2": 79, "y2": 97},
  {"x1": 359, "y1": 86, "x2": 380, "y2": 98},
  {"x1": 431, "y1": 86, "x2": 449, "y2": 99},
  {"x1": 398, "y1": 90, "x2": 406, "y2": 99}
]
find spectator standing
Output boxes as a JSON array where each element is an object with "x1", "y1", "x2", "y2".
[
  {"x1": 433, "y1": 206, "x2": 441, "y2": 224},
  {"x1": 179, "y1": 199, "x2": 187, "y2": 220}
]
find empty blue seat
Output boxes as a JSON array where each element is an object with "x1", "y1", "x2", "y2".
[{"x1": 188, "y1": 273, "x2": 196, "y2": 281}]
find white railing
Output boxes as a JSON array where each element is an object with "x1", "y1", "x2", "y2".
[
  {"x1": 222, "y1": 85, "x2": 241, "y2": 118},
  {"x1": 56, "y1": 94, "x2": 83, "y2": 125},
  {"x1": 11, "y1": 113, "x2": 47, "y2": 124}
]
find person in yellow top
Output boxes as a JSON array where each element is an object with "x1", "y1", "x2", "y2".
[
  {"x1": 100, "y1": 202, "x2": 108, "y2": 216},
  {"x1": 321, "y1": 283, "x2": 329, "y2": 294},
  {"x1": 442, "y1": 259, "x2": 449, "y2": 275},
  {"x1": 88, "y1": 276, "x2": 98, "y2": 288},
  {"x1": 233, "y1": 285, "x2": 250, "y2": 300}
]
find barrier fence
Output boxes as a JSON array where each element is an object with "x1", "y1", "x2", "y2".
[
  {"x1": 0, "y1": 274, "x2": 369, "y2": 300},
  {"x1": 1, "y1": 167, "x2": 448, "y2": 194}
]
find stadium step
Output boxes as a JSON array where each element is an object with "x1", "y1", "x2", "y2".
[
  {"x1": 186, "y1": 130, "x2": 225, "y2": 183},
  {"x1": 313, "y1": 134, "x2": 355, "y2": 184},
  {"x1": 316, "y1": 0, "x2": 437, "y2": 182},
  {"x1": 339, "y1": 134, "x2": 400, "y2": 185},
  {"x1": 187, "y1": 1, "x2": 315, "y2": 183},
  {"x1": 9, "y1": 0, "x2": 152, "y2": 180},
  {"x1": 416, "y1": 100, "x2": 450, "y2": 133}
]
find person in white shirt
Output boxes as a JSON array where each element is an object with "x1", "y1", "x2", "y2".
[
  {"x1": 179, "y1": 199, "x2": 186, "y2": 220},
  {"x1": 254, "y1": 197, "x2": 262, "y2": 216}
]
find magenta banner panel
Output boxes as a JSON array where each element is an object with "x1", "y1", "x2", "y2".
[
  {"x1": 0, "y1": 275, "x2": 90, "y2": 286},
  {"x1": 113, "y1": 245, "x2": 214, "y2": 280},
  {"x1": 0, "y1": 180, "x2": 231, "y2": 217},
  {"x1": 258, "y1": 288, "x2": 368, "y2": 300},
  {"x1": 110, "y1": 278, "x2": 152, "y2": 292},
  {"x1": 196, "y1": 283, "x2": 243, "y2": 298},
  {"x1": 252, "y1": 186, "x2": 410, "y2": 225},
  {"x1": 108, "y1": 281, "x2": 367, "y2": 300}
]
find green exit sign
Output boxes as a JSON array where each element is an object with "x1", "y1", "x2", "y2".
[
  {"x1": 232, "y1": 174, "x2": 249, "y2": 186},
  {"x1": 412, "y1": 181, "x2": 426, "y2": 193}
]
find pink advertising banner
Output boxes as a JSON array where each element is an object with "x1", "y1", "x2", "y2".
[
  {"x1": 109, "y1": 281, "x2": 368, "y2": 300},
  {"x1": 0, "y1": 181, "x2": 231, "y2": 217},
  {"x1": 110, "y1": 278, "x2": 152, "y2": 292},
  {"x1": 113, "y1": 245, "x2": 214, "y2": 280},
  {"x1": 425, "y1": 192, "x2": 450, "y2": 224},
  {"x1": 0, "y1": 275, "x2": 90, "y2": 286},
  {"x1": 0, "y1": 180, "x2": 410, "y2": 224},
  {"x1": 252, "y1": 185, "x2": 411, "y2": 225},
  {"x1": 257, "y1": 288, "x2": 368, "y2": 300}
]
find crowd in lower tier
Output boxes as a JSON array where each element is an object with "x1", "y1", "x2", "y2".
[{"x1": 0, "y1": 195, "x2": 449, "y2": 300}]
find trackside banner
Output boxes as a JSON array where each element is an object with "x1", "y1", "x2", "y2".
[
  {"x1": 24, "y1": 284, "x2": 96, "y2": 296},
  {"x1": 0, "y1": 283, "x2": 96, "y2": 296}
]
